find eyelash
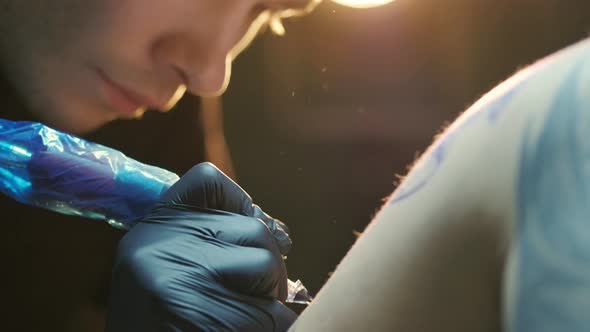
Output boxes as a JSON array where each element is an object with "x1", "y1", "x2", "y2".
[
  {"x1": 251, "y1": 5, "x2": 286, "y2": 36},
  {"x1": 253, "y1": 0, "x2": 321, "y2": 37},
  {"x1": 268, "y1": 12, "x2": 286, "y2": 35}
]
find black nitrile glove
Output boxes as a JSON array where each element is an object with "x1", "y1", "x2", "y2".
[{"x1": 106, "y1": 162, "x2": 296, "y2": 332}]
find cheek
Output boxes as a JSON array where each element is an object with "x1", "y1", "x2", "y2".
[
  {"x1": 91, "y1": 0, "x2": 200, "y2": 58},
  {"x1": 86, "y1": 1, "x2": 160, "y2": 58},
  {"x1": 92, "y1": 0, "x2": 246, "y2": 64},
  {"x1": 28, "y1": 82, "x2": 117, "y2": 134}
]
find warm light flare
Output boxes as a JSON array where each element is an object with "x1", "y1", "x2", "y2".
[{"x1": 331, "y1": 0, "x2": 394, "y2": 8}]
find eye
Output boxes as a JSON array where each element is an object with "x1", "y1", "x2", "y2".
[{"x1": 248, "y1": 5, "x2": 286, "y2": 37}]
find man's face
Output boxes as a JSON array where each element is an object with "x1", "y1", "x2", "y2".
[{"x1": 0, "y1": 0, "x2": 314, "y2": 133}]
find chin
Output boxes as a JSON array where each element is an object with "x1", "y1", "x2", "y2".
[
  {"x1": 53, "y1": 119, "x2": 109, "y2": 135},
  {"x1": 36, "y1": 109, "x2": 114, "y2": 135}
]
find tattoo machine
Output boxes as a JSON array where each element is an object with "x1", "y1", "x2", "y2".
[{"x1": 0, "y1": 118, "x2": 311, "y2": 305}]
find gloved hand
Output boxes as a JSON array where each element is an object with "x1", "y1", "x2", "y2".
[{"x1": 105, "y1": 162, "x2": 297, "y2": 332}]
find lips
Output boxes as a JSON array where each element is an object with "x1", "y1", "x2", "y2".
[{"x1": 98, "y1": 70, "x2": 162, "y2": 114}]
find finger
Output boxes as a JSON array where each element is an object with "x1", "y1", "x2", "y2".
[
  {"x1": 212, "y1": 215, "x2": 288, "y2": 300},
  {"x1": 222, "y1": 298, "x2": 297, "y2": 332},
  {"x1": 161, "y1": 297, "x2": 297, "y2": 332},
  {"x1": 215, "y1": 245, "x2": 289, "y2": 301},
  {"x1": 251, "y1": 204, "x2": 292, "y2": 255},
  {"x1": 142, "y1": 206, "x2": 282, "y2": 256},
  {"x1": 213, "y1": 214, "x2": 278, "y2": 251},
  {"x1": 253, "y1": 299, "x2": 298, "y2": 332},
  {"x1": 160, "y1": 162, "x2": 250, "y2": 212},
  {"x1": 267, "y1": 300, "x2": 298, "y2": 332},
  {"x1": 138, "y1": 210, "x2": 289, "y2": 299},
  {"x1": 143, "y1": 279, "x2": 298, "y2": 332},
  {"x1": 159, "y1": 163, "x2": 292, "y2": 254}
]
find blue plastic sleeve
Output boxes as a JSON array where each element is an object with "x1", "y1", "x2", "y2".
[{"x1": 0, "y1": 118, "x2": 180, "y2": 228}]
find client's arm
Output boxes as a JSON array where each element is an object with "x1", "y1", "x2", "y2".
[{"x1": 291, "y1": 37, "x2": 590, "y2": 332}]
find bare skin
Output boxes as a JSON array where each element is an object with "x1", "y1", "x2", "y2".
[
  {"x1": 9, "y1": 1, "x2": 590, "y2": 331},
  {"x1": 291, "y1": 38, "x2": 590, "y2": 331}
]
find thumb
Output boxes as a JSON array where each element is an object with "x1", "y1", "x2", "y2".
[
  {"x1": 214, "y1": 245, "x2": 288, "y2": 301},
  {"x1": 160, "y1": 162, "x2": 252, "y2": 213},
  {"x1": 160, "y1": 162, "x2": 292, "y2": 254},
  {"x1": 256, "y1": 299, "x2": 298, "y2": 332}
]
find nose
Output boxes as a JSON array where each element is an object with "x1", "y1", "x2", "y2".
[
  {"x1": 152, "y1": 33, "x2": 230, "y2": 97},
  {"x1": 191, "y1": 56, "x2": 231, "y2": 97}
]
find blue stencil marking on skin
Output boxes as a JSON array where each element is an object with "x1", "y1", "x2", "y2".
[
  {"x1": 512, "y1": 60, "x2": 590, "y2": 332},
  {"x1": 487, "y1": 82, "x2": 525, "y2": 123},
  {"x1": 389, "y1": 79, "x2": 527, "y2": 205}
]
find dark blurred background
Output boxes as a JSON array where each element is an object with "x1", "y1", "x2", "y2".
[
  {"x1": 223, "y1": 0, "x2": 590, "y2": 295},
  {"x1": 4, "y1": 0, "x2": 590, "y2": 330}
]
